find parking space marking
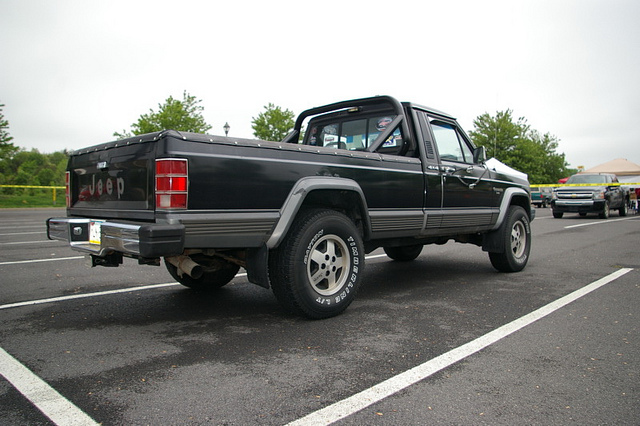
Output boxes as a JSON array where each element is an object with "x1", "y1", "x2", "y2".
[
  {"x1": 0, "y1": 225, "x2": 44, "y2": 230},
  {"x1": 564, "y1": 216, "x2": 640, "y2": 229},
  {"x1": 0, "y1": 283, "x2": 181, "y2": 310},
  {"x1": 0, "y1": 240, "x2": 57, "y2": 246},
  {"x1": 0, "y1": 346, "x2": 99, "y2": 425},
  {"x1": 0, "y1": 256, "x2": 84, "y2": 266},
  {"x1": 287, "y1": 267, "x2": 633, "y2": 426},
  {"x1": 0, "y1": 231, "x2": 44, "y2": 236}
]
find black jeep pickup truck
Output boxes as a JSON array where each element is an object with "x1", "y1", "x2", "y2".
[
  {"x1": 48, "y1": 96, "x2": 534, "y2": 318},
  {"x1": 551, "y1": 173, "x2": 629, "y2": 219}
]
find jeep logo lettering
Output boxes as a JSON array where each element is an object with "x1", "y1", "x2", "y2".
[{"x1": 88, "y1": 175, "x2": 125, "y2": 199}]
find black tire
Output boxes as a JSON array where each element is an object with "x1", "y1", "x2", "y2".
[
  {"x1": 164, "y1": 256, "x2": 240, "y2": 290},
  {"x1": 488, "y1": 206, "x2": 531, "y2": 272},
  {"x1": 599, "y1": 201, "x2": 610, "y2": 219},
  {"x1": 268, "y1": 209, "x2": 364, "y2": 319},
  {"x1": 619, "y1": 200, "x2": 628, "y2": 217},
  {"x1": 553, "y1": 211, "x2": 563, "y2": 219},
  {"x1": 384, "y1": 245, "x2": 423, "y2": 261}
]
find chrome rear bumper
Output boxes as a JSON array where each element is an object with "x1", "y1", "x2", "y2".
[{"x1": 47, "y1": 217, "x2": 184, "y2": 258}]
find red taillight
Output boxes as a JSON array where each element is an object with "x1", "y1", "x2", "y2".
[
  {"x1": 65, "y1": 171, "x2": 70, "y2": 208},
  {"x1": 155, "y1": 159, "x2": 188, "y2": 209}
]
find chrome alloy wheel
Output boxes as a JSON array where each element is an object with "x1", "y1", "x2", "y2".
[
  {"x1": 510, "y1": 220, "x2": 527, "y2": 258},
  {"x1": 306, "y1": 234, "x2": 350, "y2": 296}
]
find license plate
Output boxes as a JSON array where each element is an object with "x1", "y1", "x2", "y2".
[{"x1": 89, "y1": 220, "x2": 104, "y2": 245}]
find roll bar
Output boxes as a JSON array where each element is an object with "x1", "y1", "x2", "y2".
[{"x1": 281, "y1": 95, "x2": 411, "y2": 152}]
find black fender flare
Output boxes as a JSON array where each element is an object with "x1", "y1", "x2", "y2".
[
  {"x1": 483, "y1": 187, "x2": 534, "y2": 253},
  {"x1": 265, "y1": 176, "x2": 370, "y2": 249}
]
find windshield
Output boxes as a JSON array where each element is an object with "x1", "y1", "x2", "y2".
[{"x1": 566, "y1": 174, "x2": 608, "y2": 184}]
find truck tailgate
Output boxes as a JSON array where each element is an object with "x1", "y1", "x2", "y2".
[{"x1": 69, "y1": 139, "x2": 156, "y2": 219}]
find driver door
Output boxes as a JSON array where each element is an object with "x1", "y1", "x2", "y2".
[{"x1": 429, "y1": 118, "x2": 497, "y2": 228}]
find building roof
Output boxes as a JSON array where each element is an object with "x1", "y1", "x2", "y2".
[{"x1": 582, "y1": 158, "x2": 640, "y2": 176}]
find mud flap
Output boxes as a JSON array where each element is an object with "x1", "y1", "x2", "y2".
[
  {"x1": 482, "y1": 228, "x2": 505, "y2": 253},
  {"x1": 246, "y1": 245, "x2": 270, "y2": 288}
]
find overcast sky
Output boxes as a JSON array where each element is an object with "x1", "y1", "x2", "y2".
[{"x1": 1, "y1": 0, "x2": 639, "y2": 170}]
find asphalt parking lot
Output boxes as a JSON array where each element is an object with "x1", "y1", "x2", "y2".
[{"x1": 1, "y1": 207, "x2": 638, "y2": 425}]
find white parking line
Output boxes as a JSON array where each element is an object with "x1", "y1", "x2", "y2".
[
  {"x1": 287, "y1": 267, "x2": 634, "y2": 426},
  {"x1": 0, "y1": 347, "x2": 99, "y2": 425},
  {"x1": 0, "y1": 282, "x2": 181, "y2": 310},
  {"x1": 564, "y1": 216, "x2": 640, "y2": 229},
  {"x1": 0, "y1": 256, "x2": 84, "y2": 266},
  {"x1": 0, "y1": 240, "x2": 57, "y2": 246},
  {"x1": 0, "y1": 225, "x2": 44, "y2": 230}
]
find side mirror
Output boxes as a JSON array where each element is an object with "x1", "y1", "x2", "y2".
[{"x1": 473, "y1": 146, "x2": 487, "y2": 164}]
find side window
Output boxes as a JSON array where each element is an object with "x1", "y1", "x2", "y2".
[
  {"x1": 369, "y1": 116, "x2": 403, "y2": 154},
  {"x1": 341, "y1": 119, "x2": 367, "y2": 150},
  {"x1": 308, "y1": 123, "x2": 340, "y2": 147},
  {"x1": 430, "y1": 121, "x2": 473, "y2": 163},
  {"x1": 307, "y1": 115, "x2": 405, "y2": 155}
]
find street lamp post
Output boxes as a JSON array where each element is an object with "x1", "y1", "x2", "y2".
[{"x1": 223, "y1": 122, "x2": 230, "y2": 137}]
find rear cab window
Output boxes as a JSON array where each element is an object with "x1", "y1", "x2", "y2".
[{"x1": 305, "y1": 114, "x2": 407, "y2": 156}]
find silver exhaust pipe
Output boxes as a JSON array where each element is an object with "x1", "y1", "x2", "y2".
[{"x1": 166, "y1": 255, "x2": 203, "y2": 279}]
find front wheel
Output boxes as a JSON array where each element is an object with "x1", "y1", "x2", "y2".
[
  {"x1": 599, "y1": 201, "x2": 610, "y2": 219},
  {"x1": 488, "y1": 206, "x2": 531, "y2": 272},
  {"x1": 269, "y1": 209, "x2": 364, "y2": 319}
]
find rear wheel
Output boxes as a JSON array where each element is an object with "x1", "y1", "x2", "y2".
[
  {"x1": 553, "y1": 211, "x2": 563, "y2": 218},
  {"x1": 269, "y1": 209, "x2": 364, "y2": 319},
  {"x1": 164, "y1": 256, "x2": 240, "y2": 290},
  {"x1": 384, "y1": 245, "x2": 423, "y2": 261},
  {"x1": 619, "y1": 200, "x2": 628, "y2": 216},
  {"x1": 489, "y1": 206, "x2": 531, "y2": 272}
]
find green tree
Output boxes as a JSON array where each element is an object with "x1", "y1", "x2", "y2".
[
  {"x1": 0, "y1": 149, "x2": 68, "y2": 187},
  {"x1": 470, "y1": 109, "x2": 571, "y2": 184},
  {"x1": 114, "y1": 91, "x2": 212, "y2": 139},
  {"x1": 0, "y1": 102, "x2": 19, "y2": 162},
  {"x1": 469, "y1": 109, "x2": 529, "y2": 162},
  {"x1": 251, "y1": 103, "x2": 295, "y2": 141}
]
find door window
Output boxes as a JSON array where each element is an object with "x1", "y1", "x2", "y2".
[{"x1": 430, "y1": 121, "x2": 473, "y2": 163}]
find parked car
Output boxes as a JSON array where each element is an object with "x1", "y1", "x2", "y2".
[
  {"x1": 551, "y1": 173, "x2": 629, "y2": 219},
  {"x1": 531, "y1": 187, "x2": 552, "y2": 207}
]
